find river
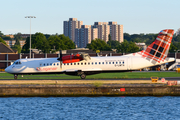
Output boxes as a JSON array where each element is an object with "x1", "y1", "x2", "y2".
[{"x1": 0, "y1": 97, "x2": 179, "y2": 120}]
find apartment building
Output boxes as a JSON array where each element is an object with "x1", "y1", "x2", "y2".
[
  {"x1": 93, "y1": 22, "x2": 110, "y2": 42},
  {"x1": 75, "y1": 25, "x2": 91, "y2": 48},
  {"x1": 4, "y1": 40, "x2": 26, "y2": 48},
  {"x1": 108, "y1": 22, "x2": 123, "y2": 43},
  {"x1": 63, "y1": 18, "x2": 83, "y2": 42},
  {"x1": 91, "y1": 28, "x2": 98, "y2": 40},
  {"x1": 64, "y1": 18, "x2": 123, "y2": 48}
]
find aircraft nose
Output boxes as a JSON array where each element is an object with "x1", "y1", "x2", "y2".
[
  {"x1": 5, "y1": 66, "x2": 11, "y2": 73},
  {"x1": 5, "y1": 67, "x2": 9, "y2": 73}
]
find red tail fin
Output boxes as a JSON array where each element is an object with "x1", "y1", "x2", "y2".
[{"x1": 138, "y1": 29, "x2": 174, "y2": 64}]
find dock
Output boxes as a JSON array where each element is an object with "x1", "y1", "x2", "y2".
[{"x1": 0, "y1": 80, "x2": 180, "y2": 96}]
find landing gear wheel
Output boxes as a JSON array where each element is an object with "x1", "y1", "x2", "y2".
[
  {"x1": 80, "y1": 73, "x2": 86, "y2": 79},
  {"x1": 14, "y1": 74, "x2": 18, "y2": 79}
]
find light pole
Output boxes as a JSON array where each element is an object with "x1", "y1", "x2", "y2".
[{"x1": 25, "y1": 16, "x2": 36, "y2": 58}]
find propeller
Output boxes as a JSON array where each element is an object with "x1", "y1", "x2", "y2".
[
  {"x1": 57, "y1": 49, "x2": 62, "y2": 61},
  {"x1": 57, "y1": 49, "x2": 62, "y2": 69}
]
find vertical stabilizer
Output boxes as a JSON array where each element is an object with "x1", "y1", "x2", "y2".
[{"x1": 135, "y1": 29, "x2": 174, "y2": 64}]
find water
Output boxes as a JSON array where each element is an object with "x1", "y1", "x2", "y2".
[{"x1": 0, "y1": 97, "x2": 180, "y2": 120}]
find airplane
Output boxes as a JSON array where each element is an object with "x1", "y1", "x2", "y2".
[{"x1": 5, "y1": 29, "x2": 175, "y2": 79}]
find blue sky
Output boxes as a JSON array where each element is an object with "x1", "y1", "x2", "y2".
[{"x1": 1, "y1": 0, "x2": 179, "y2": 35}]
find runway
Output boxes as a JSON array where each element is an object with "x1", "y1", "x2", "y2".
[{"x1": 0, "y1": 77, "x2": 180, "y2": 81}]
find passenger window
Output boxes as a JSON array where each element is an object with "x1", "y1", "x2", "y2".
[
  {"x1": 40, "y1": 63, "x2": 42, "y2": 66},
  {"x1": 81, "y1": 63, "x2": 83, "y2": 65},
  {"x1": 44, "y1": 63, "x2": 46, "y2": 66},
  {"x1": 92, "y1": 62, "x2": 93, "y2": 65},
  {"x1": 102, "y1": 62, "x2": 104, "y2": 64},
  {"x1": 119, "y1": 62, "x2": 121, "y2": 64},
  {"x1": 57, "y1": 63, "x2": 59, "y2": 66},
  {"x1": 85, "y1": 63, "x2": 86, "y2": 65},
  {"x1": 67, "y1": 63, "x2": 69, "y2": 65},
  {"x1": 74, "y1": 63, "x2": 76, "y2": 65},
  {"x1": 95, "y1": 62, "x2": 97, "y2": 65},
  {"x1": 50, "y1": 63, "x2": 52, "y2": 66},
  {"x1": 109, "y1": 62, "x2": 111, "y2": 64},
  {"x1": 116, "y1": 62, "x2": 118, "y2": 64},
  {"x1": 112, "y1": 62, "x2": 114, "y2": 64},
  {"x1": 71, "y1": 63, "x2": 73, "y2": 65},
  {"x1": 47, "y1": 63, "x2": 49, "y2": 66},
  {"x1": 88, "y1": 62, "x2": 90, "y2": 65},
  {"x1": 77, "y1": 63, "x2": 79, "y2": 65},
  {"x1": 64, "y1": 63, "x2": 66, "y2": 65},
  {"x1": 106, "y1": 62, "x2": 108, "y2": 64},
  {"x1": 99, "y1": 62, "x2": 101, "y2": 64},
  {"x1": 54, "y1": 63, "x2": 55, "y2": 66}
]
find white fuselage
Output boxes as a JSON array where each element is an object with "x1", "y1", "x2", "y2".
[{"x1": 5, "y1": 55, "x2": 175, "y2": 74}]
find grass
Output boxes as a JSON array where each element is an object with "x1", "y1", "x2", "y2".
[
  {"x1": 0, "y1": 80, "x2": 166, "y2": 85},
  {"x1": 0, "y1": 71, "x2": 179, "y2": 80}
]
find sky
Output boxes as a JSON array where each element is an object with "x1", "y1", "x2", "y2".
[{"x1": 1, "y1": 0, "x2": 180, "y2": 35}]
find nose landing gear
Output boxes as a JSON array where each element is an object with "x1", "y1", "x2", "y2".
[{"x1": 14, "y1": 74, "x2": 18, "y2": 79}]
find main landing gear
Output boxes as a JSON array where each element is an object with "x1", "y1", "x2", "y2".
[
  {"x1": 80, "y1": 73, "x2": 86, "y2": 79},
  {"x1": 14, "y1": 74, "x2": 18, "y2": 79},
  {"x1": 78, "y1": 72, "x2": 86, "y2": 79}
]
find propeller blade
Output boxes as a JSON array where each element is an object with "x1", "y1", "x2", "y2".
[{"x1": 57, "y1": 50, "x2": 62, "y2": 61}]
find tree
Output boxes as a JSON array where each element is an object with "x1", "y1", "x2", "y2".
[
  {"x1": 12, "y1": 39, "x2": 21, "y2": 53},
  {"x1": 59, "y1": 34, "x2": 76, "y2": 49},
  {"x1": 0, "y1": 37, "x2": 7, "y2": 45},
  {"x1": 0, "y1": 31, "x2": 3, "y2": 37},
  {"x1": 169, "y1": 43, "x2": 178, "y2": 53},
  {"x1": 48, "y1": 34, "x2": 76, "y2": 51},
  {"x1": 128, "y1": 41, "x2": 139, "y2": 53},
  {"x1": 11, "y1": 33, "x2": 22, "y2": 53},
  {"x1": 87, "y1": 39, "x2": 111, "y2": 51},
  {"x1": 14, "y1": 33, "x2": 22, "y2": 40},
  {"x1": 108, "y1": 34, "x2": 111, "y2": 41},
  {"x1": 48, "y1": 35, "x2": 65, "y2": 50},
  {"x1": 116, "y1": 40, "x2": 139, "y2": 53},
  {"x1": 116, "y1": 40, "x2": 129, "y2": 53},
  {"x1": 22, "y1": 33, "x2": 50, "y2": 53},
  {"x1": 107, "y1": 40, "x2": 120, "y2": 49}
]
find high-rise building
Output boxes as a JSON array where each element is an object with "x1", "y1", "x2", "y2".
[
  {"x1": 91, "y1": 28, "x2": 98, "y2": 40},
  {"x1": 63, "y1": 18, "x2": 83, "y2": 42},
  {"x1": 108, "y1": 22, "x2": 123, "y2": 43},
  {"x1": 75, "y1": 25, "x2": 91, "y2": 48},
  {"x1": 94, "y1": 22, "x2": 110, "y2": 42},
  {"x1": 63, "y1": 18, "x2": 123, "y2": 48}
]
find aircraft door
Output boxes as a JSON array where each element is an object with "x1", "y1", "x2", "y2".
[{"x1": 127, "y1": 57, "x2": 132, "y2": 70}]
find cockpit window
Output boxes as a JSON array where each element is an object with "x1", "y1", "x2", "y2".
[{"x1": 13, "y1": 61, "x2": 21, "y2": 65}]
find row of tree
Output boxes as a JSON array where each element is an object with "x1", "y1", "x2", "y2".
[
  {"x1": 87, "y1": 39, "x2": 139, "y2": 53},
  {"x1": 21, "y1": 33, "x2": 76, "y2": 53},
  {"x1": 1, "y1": 30, "x2": 180, "y2": 53},
  {"x1": 124, "y1": 32, "x2": 180, "y2": 52}
]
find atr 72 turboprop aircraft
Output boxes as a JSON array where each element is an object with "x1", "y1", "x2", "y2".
[{"x1": 5, "y1": 29, "x2": 175, "y2": 79}]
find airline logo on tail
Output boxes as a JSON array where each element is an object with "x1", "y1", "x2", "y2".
[{"x1": 135, "y1": 29, "x2": 174, "y2": 64}]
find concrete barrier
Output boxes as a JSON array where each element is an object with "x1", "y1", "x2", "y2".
[{"x1": 0, "y1": 85, "x2": 180, "y2": 97}]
